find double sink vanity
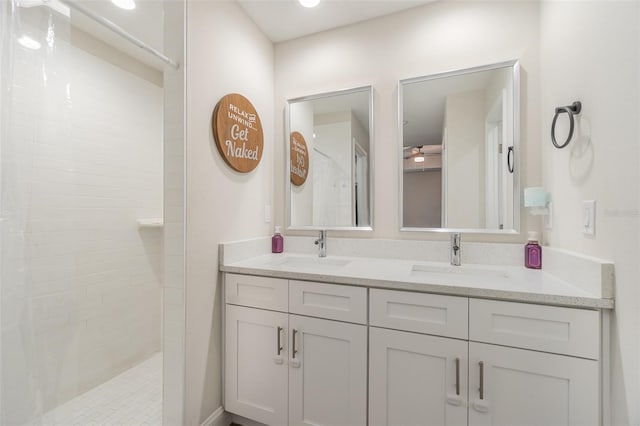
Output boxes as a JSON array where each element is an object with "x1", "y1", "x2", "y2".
[
  {"x1": 221, "y1": 59, "x2": 613, "y2": 425},
  {"x1": 220, "y1": 236, "x2": 613, "y2": 426}
]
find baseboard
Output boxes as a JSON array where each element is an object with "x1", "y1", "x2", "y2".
[{"x1": 200, "y1": 406, "x2": 230, "y2": 426}]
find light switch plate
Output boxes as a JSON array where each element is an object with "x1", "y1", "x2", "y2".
[{"x1": 582, "y1": 200, "x2": 595, "y2": 235}]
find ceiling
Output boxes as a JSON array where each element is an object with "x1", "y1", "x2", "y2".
[
  {"x1": 48, "y1": 0, "x2": 435, "y2": 71},
  {"x1": 236, "y1": 0, "x2": 434, "y2": 43},
  {"x1": 69, "y1": 0, "x2": 165, "y2": 70}
]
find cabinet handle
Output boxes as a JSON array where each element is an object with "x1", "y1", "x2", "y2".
[
  {"x1": 479, "y1": 361, "x2": 484, "y2": 400},
  {"x1": 455, "y1": 358, "x2": 460, "y2": 396},
  {"x1": 276, "y1": 326, "x2": 283, "y2": 356},
  {"x1": 292, "y1": 329, "x2": 298, "y2": 359}
]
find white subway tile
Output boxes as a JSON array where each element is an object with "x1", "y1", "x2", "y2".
[{"x1": 7, "y1": 37, "x2": 165, "y2": 412}]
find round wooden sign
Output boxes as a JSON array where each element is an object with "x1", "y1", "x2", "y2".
[
  {"x1": 212, "y1": 93, "x2": 263, "y2": 173},
  {"x1": 290, "y1": 131, "x2": 309, "y2": 186}
]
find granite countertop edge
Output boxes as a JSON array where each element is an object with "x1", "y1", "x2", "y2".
[{"x1": 220, "y1": 264, "x2": 614, "y2": 310}]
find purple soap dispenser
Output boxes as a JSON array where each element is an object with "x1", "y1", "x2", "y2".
[
  {"x1": 272, "y1": 226, "x2": 284, "y2": 254},
  {"x1": 524, "y1": 231, "x2": 542, "y2": 269}
]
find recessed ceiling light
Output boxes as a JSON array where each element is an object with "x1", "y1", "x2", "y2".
[
  {"x1": 18, "y1": 35, "x2": 41, "y2": 50},
  {"x1": 298, "y1": 0, "x2": 320, "y2": 8},
  {"x1": 111, "y1": 0, "x2": 135, "y2": 10}
]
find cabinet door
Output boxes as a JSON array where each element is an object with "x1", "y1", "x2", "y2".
[
  {"x1": 369, "y1": 327, "x2": 468, "y2": 426},
  {"x1": 468, "y1": 342, "x2": 599, "y2": 426},
  {"x1": 288, "y1": 315, "x2": 367, "y2": 426},
  {"x1": 225, "y1": 305, "x2": 288, "y2": 426}
]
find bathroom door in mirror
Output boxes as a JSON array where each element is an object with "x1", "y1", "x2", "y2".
[
  {"x1": 286, "y1": 86, "x2": 373, "y2": 230},
  {"x1": 400, "y1": 60, "x2": 520, "y2": 234}
]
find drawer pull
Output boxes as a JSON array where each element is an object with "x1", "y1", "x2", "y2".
[
  {"x1": 479, "y1": 361, "x2": 485, "y2": 400},
  {"x1": 276, "y1": 326, "x2": 283, "y2": 356},
  {"x1": 292, "y1": 329, "x2": 298, "y2": 359},
  {"x1": 455, "y1": 357, "x2": 460, "y2": 396}
]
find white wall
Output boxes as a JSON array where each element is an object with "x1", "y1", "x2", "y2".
[
  {"x1": 185, "y1": 1, "x2": 274, "y2": 424},
  {"x1": 445, "y1": 89, "x2": 485, "y2": 228},
  {"x1": 539, "y1": 2, "x2": 640, "y2": 424},
  {"x1": 274, "y1": 0, "x2": 541, "y2": 243},
  {"x1": 186, "y1": 3, "x2": 640, "y2": 424}
]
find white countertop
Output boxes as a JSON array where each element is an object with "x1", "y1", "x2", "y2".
[{"x1": 220, "y1": 251, "x2": 614, "y2": 309}]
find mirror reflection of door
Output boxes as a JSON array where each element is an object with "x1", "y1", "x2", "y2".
[
  {"x1": 485, "y1": 89, "x2": 506, "y2": 230},
  {"x1": 354, "y1": 142, "x2": 369, "y2": 226}
]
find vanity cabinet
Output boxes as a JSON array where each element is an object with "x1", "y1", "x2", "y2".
[
  {"x1": 369, "y1": 289, "x2": 601, "y2": 426},
  {"x1": 369, "y1": 289, "x2": 470, "y2": 426},
  {"x1": 369, "y1": 327, "x2": 468, "y2": 426},
  {"x1": 467, "y1": 298, "x2": 600, "y2": 426},
  {"x1": 288, "y1": 314, "x2": 367, "y2": 426},
  {"x1": 468, "y1": 342, "x2": 599, "y2": 426},
  {"x1": 225, "y1": 304, "x2": 288, "y2": 425},
  {"x1": 224, "y1": 273, "x2": 604, "y2": 426},
  {"x1": 224, "y1": 274, "x2": 367, "y2": 426}
]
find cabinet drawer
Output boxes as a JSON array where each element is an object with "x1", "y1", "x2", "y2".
[
  {"x1": 289, "y1": 281, "x2": 367, "y2": 324},
  {"x1": 370, "y1": 289, "x2": 468, "y2": 339},
  {"x1": 225, "y1": 273, "x2": 288, "y2": 312},
  {"x1": 469, "y1": 299, "x2": 600, "y2": 359}
]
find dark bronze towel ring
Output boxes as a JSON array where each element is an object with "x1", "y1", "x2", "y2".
[{"x1": 551, "y1": 101, "x2": 582, "y2": 149}]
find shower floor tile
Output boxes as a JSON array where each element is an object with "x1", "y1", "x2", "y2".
[{"x1": 42, "y1": 353, "x2": 162, "y2": 426}]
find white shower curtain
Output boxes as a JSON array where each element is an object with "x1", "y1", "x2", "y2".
[{"x1": 1, "y1": 1, "x2": 72, "y2": 424}]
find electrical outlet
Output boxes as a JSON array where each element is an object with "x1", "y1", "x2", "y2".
[
  {"x1": 582, "y1": 200, "x2": 595, "y2": 236},
  {"x1": 264, "y1": 204, "x2": 271, "y2": 223}
]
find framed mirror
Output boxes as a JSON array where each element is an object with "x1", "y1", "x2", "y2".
[
  {"x1": 399, "y1": 60, "x2": 520, "y2": 233},
  {"x1": 286, "y1": 86, "x2": 373, "y2": 230}
]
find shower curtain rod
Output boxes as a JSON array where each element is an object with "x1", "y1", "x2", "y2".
[
  {"x1": 58, "y1": 0, "x2": 180, "y2": 70},
  {"x1": 313, "y1": 147, "x2": 349, "y2": 177},
  {"x1": 313, "y1": 147, "x2": 333, "y2": 161}
]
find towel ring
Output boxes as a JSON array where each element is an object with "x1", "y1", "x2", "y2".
[{"x1": 551, "y1": 101, "x2": 582, "y2": 149}]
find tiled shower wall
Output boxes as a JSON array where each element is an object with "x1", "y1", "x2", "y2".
[{"x1": 25, "y1": 32, "x2": 163, "y2": 410}]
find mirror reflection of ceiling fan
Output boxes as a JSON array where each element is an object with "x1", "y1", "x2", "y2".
[{"x1": 403, "y1": 145, "x2": 442, "y2": 162}]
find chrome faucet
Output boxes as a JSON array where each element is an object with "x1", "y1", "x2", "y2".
[
  {"x1": 314, "y1": 230, "x2": 327, "y2": 258},
  {"x1": 451, "y1": 233, "x2": 461, "y2": 266}
]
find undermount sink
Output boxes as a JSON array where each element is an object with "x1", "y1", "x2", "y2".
[
  {"x1": 273, "y1": 256, "x2": 351, "y2": 271},
  {"x1": 411, "y1": 263, "x2": 509, "y2": 279}
]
